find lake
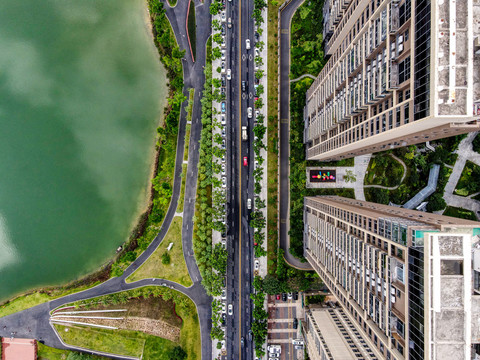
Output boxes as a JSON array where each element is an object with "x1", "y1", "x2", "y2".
[{"x1": 0, "y1": 0, "x2": 167, "y2": 301}]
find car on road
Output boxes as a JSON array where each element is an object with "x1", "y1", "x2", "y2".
[
  {"x1": 226, "y1": 69, "x2": 231, "y2": 80},
  {"x1": 276, "y1": 294, "x2": 281, "y2": 300},
  {"x1": 247, "y1": 107, "x2": 253, "y2": 118},
  {"x1": 221, "y1": 163, "x2": 226, "y2": 175},
  {"x1": 282, "y1": 293, "x2": 287, "y2": 301},
  {"x1": 293, "y1": 318, "x2": 298, "y2": 329},
  {"x1": 248, "y1": 330, "x2": 253, "y2": 341},
  {"x1": 243, "y1": 156, "x2": 248, "y2": 166},
  {"x1": 221, "y1": 114, "x2": 226, "y2": 125},
  {"x1": 222, "y1": 0, "x2": 226, "y2": 8},
  {"x1": 222, "y1": 303, "x2": 226, "y2": 313},
  {"x1": 221, "y1": 49, "x2": 226, "y2": 61},
  {"x1": 288, "y1": 292, "x2": 293, "y2": 300},
  {"x1": 221, "y1": 23, "x2": 226, "y2": 36},
  {"x1": 221, "y1": 61, "x2": 226, "y2": 72},
  {"x1": 247, "y1": 198, "x2": 252, "y2": 209},
  {"x1": 221, "y1": 139, "x2": 226, "y2": 149},
  {"x1": 293, "y1": 291, "x2": 298, "y2": 300},
  {"x1": 221, "y1": 11, "x2": 226, "y2": 22},
  {"x1": 246, "y1": 39, "x2": 250, "y2": 50},
  {"x1": 228, "y1": 304, "x2": 233, "y2": 315},
  {"x1": 228, "y1": 17, "x2": 232, "y2": 28},
  {"x1": 222, "y1": 176, "x2": 226, "y2": 188},
  {"x1": 221, "y1": 128, "x2": 226, "y2": 137},
  {"x1": 221, "y1": 101, "x2": 226, "y2": 113},
  {"x1": 221, "y1": 313, "x2": 226, "y2": 326},
  {"x1": 254, "y1": 259, "x2": 259, "y2": 271},
  {"x1": 241, "y1": 337, "x2": 245, "y2": 347},
  {"x1": 221, "y1": 290, "x2": 227, "y2": 300},
  {"x1": 242, "y1": 80, "x2": 246, "y2": 92},
  {"x1": 221, "y1": 75, "x2": 226, "y2": 87}
]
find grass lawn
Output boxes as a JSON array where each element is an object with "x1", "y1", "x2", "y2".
[
  {"x1": 127, "y1": 217, "x2": 192, "y2": 287},
  {"x1": 176, "y1": 295, "x2": 201, "y2": 360},
  {"x1": 37, "y1": 343, "x2": 104, "y2": 360},
  {"x1": 364, "y1": 154, "x2": 405, "y2": 187},
  {"x1": 0, "y1": 281, "x2": 101, "y2": 319},
  {"x1": 443, "y1": 206, "x2": 477, "y2": 221},
  {"x1": 187, "y1": 0, "x2": 196, "y2": 60},
  {"x1": 184, "y1": 125, "x2": 191, "y2": 161},
  {"x1": 454, "y1": 160, "x2": 480, "y2": 197},
  {"x1": 177, "y1": 164, "x2": 188, "y2": 212}
]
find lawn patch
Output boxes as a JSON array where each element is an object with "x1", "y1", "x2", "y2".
[
  {"x1": 454, "y1": 160, "x2": 480, "y2": 197},
  {"x1": 37, "y1": 343, "x2": 103, "y2": 360},
  {"x1": 443, "y1": 206, "x2": 477, "y2": 221},
  {"x1": 187, "y1": 0, "x2": 196, "y2": 60},
  {"x1": 127, "y1": 217, "x2": 192, "y2": 287},
  {"x1": 364, "y1": 154, "x2": 404, "y2": 187},
  {"x1": 177, "y1": 163, "x2": 188, "y2": 212}
]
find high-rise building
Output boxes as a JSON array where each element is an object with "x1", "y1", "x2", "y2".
[
  {"x1": 303, "y1": 196, "x2": 480, "y2": 360},
  {"x1": 304, "y1": 0, "x2": 480, "y2": 161}
]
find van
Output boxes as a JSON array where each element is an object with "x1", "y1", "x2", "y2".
[{"x1": 247, "y1": 198, "x2": 252, "y2": 209}]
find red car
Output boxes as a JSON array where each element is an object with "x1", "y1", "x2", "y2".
[
  {"x1": 243, "y1": 156, "x2": 248, "y2": 166},
  {"x1": 276, "y1": 294, "x2": 281, "y2": 300}
]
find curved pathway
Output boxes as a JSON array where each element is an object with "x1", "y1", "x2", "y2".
[
  {"x1": 363, "y1": 154, "x2": 407, "y2": 190},
  {"x1": 0, "y1": 1, "x2": 213, "y2": 359},
  {"x1": 278, "y1": 0, "x2": 312, "y2": 270},
  {"x1": 289, "y1": 73, "x2": 316, "y2": 83}
]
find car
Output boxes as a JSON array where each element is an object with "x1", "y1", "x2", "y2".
[
  {"x1": 222, "y1": 303, "x2": 226, "y2": 313},
  {"x1": 221, "y1": 139, "x2": 226, "y2": 149},
  {"x1": 222, "y1": 176, "x2": 226, "y2": 188},
  {"x1": 221, "y1": 128, "x2": 226, "y2": 137},
  {"x1": 221, "y1": 290, "x2": 227, "y2": 300},
  {"x1": 276, "y1": 294, "x2": 281, "y2": 300},
  {"x1": 221, "y1": 313, "x2": 226, "y2": 326},
  {"x1": 221, "y1": 23, "x2": 226, "y2": 36},
  {"x1": 246, "y1": 39, "x2": 250, "y2": 50},
  {"x1": 228, "y1": 17, "x2": 232, "y2": 28},
  {"x1": 221, "y1": 163, "x2": 226, "y2": 175},
  {"x1": 254, "y1": 259, "x2": 259, "y2": 270},
  {"x1": 226, "y1": 69, "x2": 231, "y2": 80},
  {"x1": 255, "y1": 110, "x2": 260, "y2": 118},
  {"x1": 221, "y1": 61, "x2": 225, "y2": 72},
  {"x1": 221, "y1": 340, "x2": 226, "y2": 348},
  {"x1": 255, "y1": 32, "x2": 260, "y2": 42},
  {"x1": 293, "y1": 318, "x2": 298, "y2": 329},
  {"x1": 221, "y1": 11, "x2": 226, "y2": 22},
  {"x1": 282, "y1": 293, "x2": 287, "y2": 301},
  {"x1": 228, "y1": 304, "x2": 233, "y2": 315},
  {"x1": 243, "y1": 156, "x2": 248, "y2": 166},
  {"x1": 241, "y1": 337, "x2": 245, "y2": 346},
  {"x1": 255, "y1": 77, "x2": 260, "y2": 85},
  {"x1": 221, "y1": 38, "x2": 226, "y2": 48},
  {"x1": 247, "y1": 107, "x2": 253, "y2": 118},
  {"x1": 242, "y1": 81, "x2": 246, "y2": 92},
  {"x1": 247, "y1": 198, "x2": 252, "y2": 209},
  {"x1": 255, "y1": 48, "x2": 260, "y2": 57},
  {"x1": 293, "y1": 291, "x2": 298, "y2": 300},
  {"x1": 221, "y1": 237, "x2": 226, "y2": 247},
  {"x1": 221, "y1": 49, "x2": 226, "y2": 61},
  {"x1": 221, "y1": 75, "x2": 226, "y2": 87},
  {"x1": 288, "y1": 292, "x2": 293, "y2": 300},
  {"x1": 221, "y1": 101, "x2": 226, "y2": 113},
  {"x1": 161, "y1": 283, "x2": 167, "y2": 287},
  {"x1": 248, "y1": 330, "x2": 253, "y2": 341},
  {"x1": 222, "y1": 0, "x2": 226, "y2": 8}
]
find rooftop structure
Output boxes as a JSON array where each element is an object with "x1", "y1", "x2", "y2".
[
  {"x1": 304, "y1": 196, "x2": 480, "y2": 360},
  {"x1": 305, "y1": 0, "x2": 480, "y2": 161},
  {"x1": 1, "y1": 338, "x2": 37, "y2": 360}
]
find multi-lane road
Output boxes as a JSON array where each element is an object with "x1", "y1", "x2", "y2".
[{"x1": 223, "y1": 0, "x2": 257, "y2": 358}]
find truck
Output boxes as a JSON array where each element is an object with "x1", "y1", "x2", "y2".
[{"x1": 242, "y1": 126, "x2": 248, "y2": 141}]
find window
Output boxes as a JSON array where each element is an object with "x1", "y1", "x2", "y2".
[
  {"x1": 398, "y1": 91, "x2": 403, "y2": 103},
  {"x1": 404, "y1": 103, "x2": 410, "y2": 124},
  {"x1": 441, "y1": 260, "x2": 463, "y2": 275},
  {"x1": 398, "y1": 56, "x2": 411, "y2": 83}
]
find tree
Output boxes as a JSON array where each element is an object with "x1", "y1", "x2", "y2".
[
  {"x1": 426, "y1": 193, "x2": 447, "y2": 212},
  {"x1": 212, "y1": 243, "x2": 228, "y2": 274},
  {"x1": 170, "y1": 346, "x2": 187, "y2": 360},
  {"x1": 343, "y1": 169, "x2": 356, "y2": 183},
  {"x1": 161, "y1": 252, "x2": 171, "y2": 265}
]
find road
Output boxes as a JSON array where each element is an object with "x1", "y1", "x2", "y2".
[
  {"x1": 278, "y1": 0, "x2": 312, "y2": 270},
  {"x1": 0, "y1": 0, "x2": 214, "y2": 359},
  {"x1": 222, "y1": 0, "x2": 256, "y2": 358}
]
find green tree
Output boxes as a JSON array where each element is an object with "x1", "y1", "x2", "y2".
[
  {"x1": 170, "y1": 346, "x2": 187, "y2": 360},
  {"x1": 161, "y1": 252, "x2": 171, "y2": 265}
]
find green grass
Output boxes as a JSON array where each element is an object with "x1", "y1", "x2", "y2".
[
  {"x1": 127, "y1": 217, "x2": 192, "y2": 286},
  {"x1": 0, "y1": 281, "x2": 101, "y2": 319},
  {"x1": 454, "y1": 160, "x2": 480, "y2": 197},
  {"x1": 364, "y1": 154, "x2": 404, "y2": 187},
  {"x1": 177, "y1": 295, "x2": 201, "y2": 360},
  {"x1": 177, "y1": 164, "x2": 188, "y2": 212},
  {"x1": 54, "y1": 324, "x2": 168, "y2": 359},
  {"x1": 187, "y1": 0, "x2": 196, "y2": 60},
  {"x1": 443, "y1": 206, "x2": 477, "y2": 221},
  {"x1": 37, "y1": 343, "x2": 104, "y2": 360}
]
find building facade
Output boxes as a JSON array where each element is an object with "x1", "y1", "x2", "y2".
[
  {"x1": 304, "y1": 196, "x2": 480, "y2": 360},
  {"x1": 304, "y1": 0, "x2": 480, "y2": 161}
]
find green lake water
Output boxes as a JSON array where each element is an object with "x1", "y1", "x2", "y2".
[{"x1": 0, "y1": 0, "x2": 167, "y2": 301}]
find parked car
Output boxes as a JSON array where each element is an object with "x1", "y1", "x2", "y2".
[
  {"x1": 221, "y1": 114, "x2": 226, "y2": 125},
  {"x1": 282, "y1": 293, "x2": 287, "y2": 301},
  {"x1": 288, "y1": 292, "x2": 293, "y2": 300},
  {"x1": 293, "y1": 291, "x2": 299, "y2": 300},
  {"x1": 276, "y1": 294, "x2": 281, "y2": 300},
  {"x1": 222, "y1": 176, "x2": 226, "y2": 188},
  {"x1": 227, "y1": 69, "x2": 231, "y2": 80},
  {"x1": 221, "y1": 11, "x2": 226, "y2": 22},
  {"x1": 254, "y1": 259, "x2": 259, "y2": 270},
  {"x1": 228, "y1": 304, "x2": 233, "y2": 315},
  {"x1": 221, "y1": 101, "x2": 226, "y2": 113},
  {"x1": 293, "y1": 318, "x2": 298, "y2": 329}
]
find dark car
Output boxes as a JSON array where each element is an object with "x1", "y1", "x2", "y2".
[
  {"x1": 255, "y1": 32, "x2": 260, "y2": 42},
  {"x1": 282, "y1": 293, "x2": 287, "y2": 301},
  {"x1": 221, "y1": 76, "x2": 226, "y2": 87},
  {"x1": 242, "y1": 80, "x2": 247, "y2": 92},
  {"x1": 221, "y1": 24, "x2": 226, "y2": 36},
  {"x1": 248, "y1": 330, "x2": 253, "y2": 341},
  {"x1": 293, "y1": 318, "x2": 298, "y2": 329},
  {"x1": 293, "y1": 291, "x2": 299, "y2": 300},
  {"x1": 221, "y1": 313, "x2": 226, "y2": 326},
  {"x1": 255, "y1": 77, "x2": 260, "y2": 85}
]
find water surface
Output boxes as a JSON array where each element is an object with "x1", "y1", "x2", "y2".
[{"x1": 0, "y1": 0, "x2": 166, "y2": 301}]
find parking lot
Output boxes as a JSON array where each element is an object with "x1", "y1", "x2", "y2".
[{"x1": 266, "y1": 293, "x2": 305, "y2": 360}]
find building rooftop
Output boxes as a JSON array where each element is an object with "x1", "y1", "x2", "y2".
[{"x1": 1, "y1": 338, "x2": 37, "y2": 360}]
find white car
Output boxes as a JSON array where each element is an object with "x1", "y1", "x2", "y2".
[
  {"x1": 228, "y1": 304, "x2": 233, "y2": 315},
  {"x1": 221, "y1": 11, "x2": 226, "y2": 22},
  {"x1": 222, "y1": 303, "x2": 226, "y2": 313},
  {"x1": 222, "y1": 176, "x2": 226, "y2": 188},
  {"x1": 226, "y1": 69, "x2": 231, "y2": 80},
  {"x1": 221, "y1": 114, "x2": 226, "y2": 125},
  {"x1": 221, "y1": 163, "x2": 226, "y2": 176},
  {"x1": 247, "y1": 198, "x2": 252, "y2": 209},
  {"x1": 254, "y1": 259, "x2": 259, "y2": 271},
  {"x1": 246, "y1": 39, "x2": 251, "y2": 50},
  {"x1": 221, "y1": 49, "x2": 226, "y2": 61},
  {"x1": 247, "y1": 107, "x2": 252, "y2": 118},
  {"x1": 255, "y1": 110, "x2": 260, "y2": 118}
]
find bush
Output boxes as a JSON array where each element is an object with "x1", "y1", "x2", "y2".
[
  {"x1": 473, "y1": 134, "x2": 480, "y2": 154},
  {"x1": 161, "y1": 252, "x2": 171, "y2": 265},
  {"x1": 426, "y1": 193, "x2": 447, "y2": 212}
]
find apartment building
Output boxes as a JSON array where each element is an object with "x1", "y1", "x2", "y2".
[
  {"x1": 304, "y1": 196, "x2": 480, "y2": 360},
  {"x1": 305, "y1": 0, "x2": 480, "y2": 161}
]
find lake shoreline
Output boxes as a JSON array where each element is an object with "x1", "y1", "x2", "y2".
[{"x1": 0, "y1": 0, "x2": 172, "y2": 309}]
